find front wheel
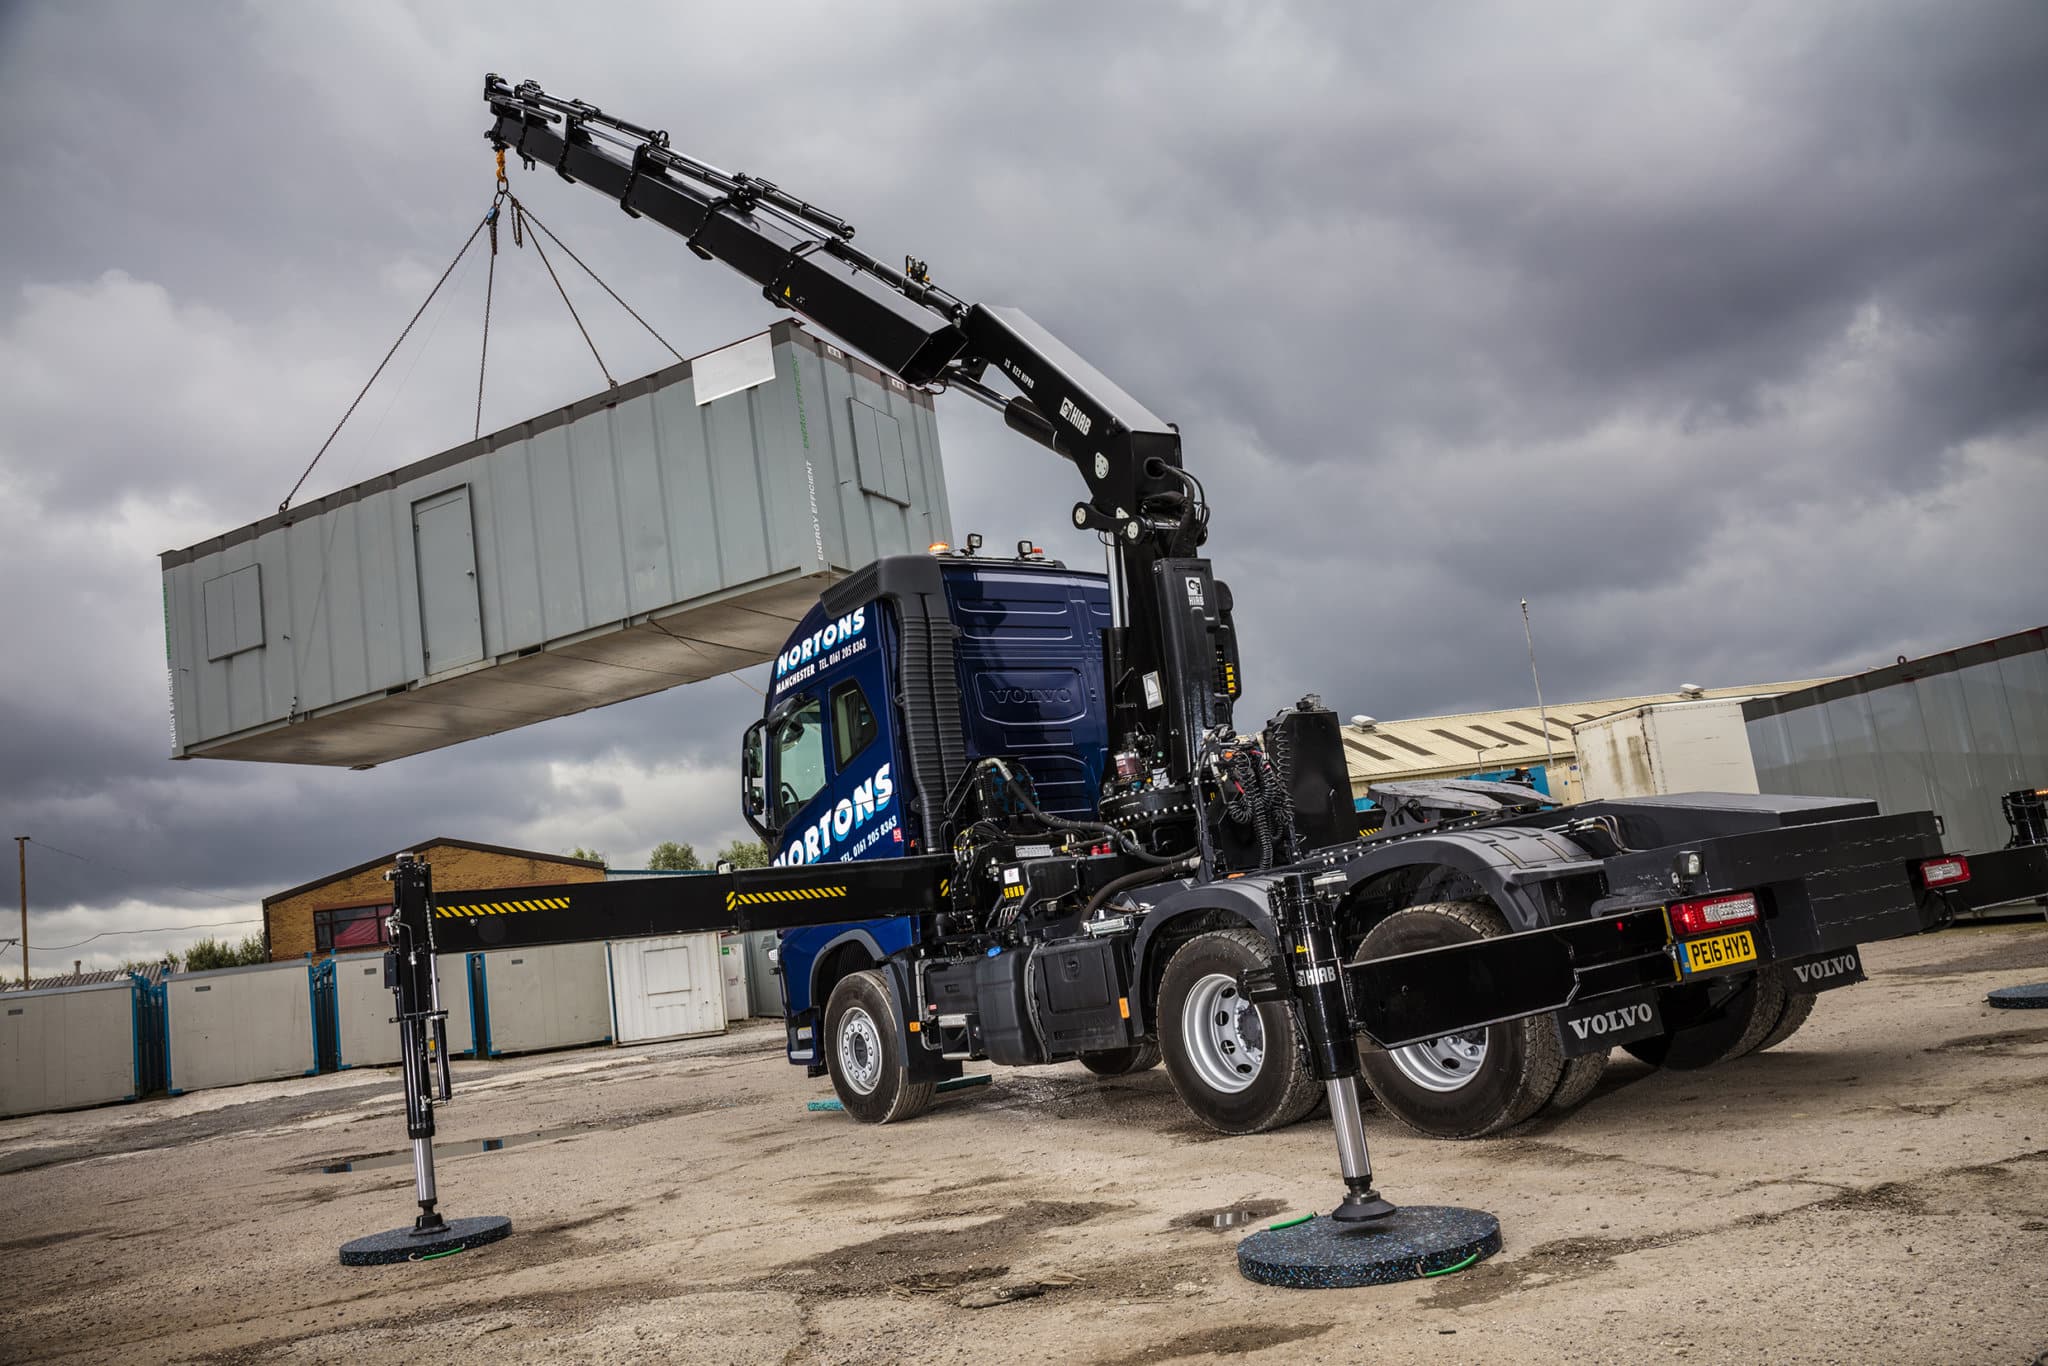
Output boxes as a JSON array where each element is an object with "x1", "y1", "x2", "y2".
[
  {"x1": 1157, "y1": 926, "x2": 1321, "y2": 1135},
  {"x1": 1357, "y1": 901, "x2": 1565, "y2": 1138},
  {"x1": 823, "y1": 969, "x2": 933, "y2": 1124}
]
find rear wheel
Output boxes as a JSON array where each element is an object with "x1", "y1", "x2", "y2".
[
  {"x1": 1544, "y1": 1051, "x2": 1611, "y2": 1114},
  {"x1": 1079, "y1": 1040, "x2": 1161, "y2": 1076},
  {"x1": 1158, "y1": 926, "x2": 1321, "y2": 1135},
  {"x1": 1752, "y1": 976, "x2": 1819, "y2": 1053},
  {"x1": 1357, "y1": 901, "x2": 1565, "y2": 1138},
  {"x1": 824, "y1": 970, "x2": 933, "y2": 1124},
  {"x1": 1623, "y1": 969, "x2": 1784, "y2": 1071}
]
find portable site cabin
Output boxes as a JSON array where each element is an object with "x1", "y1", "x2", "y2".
[
  {"x1": 438, "y1": 952, "x2": 475, "y2": 1058},
  {"x1": 470, "y1": 942, "x2": 611, "y2": 1057},
  {"x1": 160, "y1": 321, "x2": 951, "y2": 769},
  {"x1": 0, "y1": 979, "x2": 148, "y2": 1118},
  {"x1": 166, "y1": 961, "x2": 318, "y2": 1094},
  {"x1": 1572, "y1": 699, "x2": 1763, "y2": 802},
  {"x1": 329, "y1": 953, "x2": 399, "y2": 1068},
  {"x1": 609, "y1": 934, "x2": 727, "y2": 1045}
]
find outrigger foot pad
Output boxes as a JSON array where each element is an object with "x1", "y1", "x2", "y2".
[
  {"x1": 1236, "y1": 1205, "x2": 1500, "y2": 1289},
  {"x1": 340, "y1": 1214, "x2": 512, "y2": 1266},
  {"x1": 1988, "y1": 982, "x2": 2048, "y2": 1009}
]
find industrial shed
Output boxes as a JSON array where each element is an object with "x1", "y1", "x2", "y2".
[
  {"x1": 160, "y1": 321, "x2": 951, "y2": 769},
  {"x1": 263, "y1": 837, "x2": 605, "y2": 962},
  {"x1": 1341, "y1": 681, "x2": 1827, "y2": 806},
  {"x1": 1745, "y1": 627, "x2": 2048, "y2": 855}
]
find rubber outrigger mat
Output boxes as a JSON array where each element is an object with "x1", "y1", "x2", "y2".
[
  {"x1": 1988, "y1": 982, "x2": 2048, "y2": 1009},
  {"x1": 1236, "y1": 1206, "x2": 1500, "y2": 1289},
  {"x1": 340, "y1": 1215, "x2": 512, "y2": 1266}
]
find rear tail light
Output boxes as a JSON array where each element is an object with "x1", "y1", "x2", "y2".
[
  {"x1": 1917, "y1": 855, "x2": 1971, "y2": 888},
  {"x1": 1668, "y1": 892, "x2": 1760, "y2": 937}
]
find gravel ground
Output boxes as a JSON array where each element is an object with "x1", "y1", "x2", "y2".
[{"x1": 2, "y1": 921, "x2": 2046, "y2": 1365}]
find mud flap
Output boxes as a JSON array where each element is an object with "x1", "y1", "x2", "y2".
[
  {"x1": 882, "y1": 959, "x2": 962, "y2": 1085},
  {"x1": 1552, "y1": 986, "x2": 1664, "y2": 1058},
  {"x1": 1780, "y1": 946, "x2": 1866, "y2": 994}
]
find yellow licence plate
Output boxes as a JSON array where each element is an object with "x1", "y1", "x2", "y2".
[{"x1": 1681, "y1": 929, "x2": 1757, "y2": 975}]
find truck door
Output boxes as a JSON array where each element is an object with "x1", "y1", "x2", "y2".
[{"x1": 744, "y1": 605, "x2": 919, "y2": 1066}]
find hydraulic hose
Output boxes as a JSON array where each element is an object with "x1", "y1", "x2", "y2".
[{"x1": 1081, "y1": 857, "x2": 1199, "y2": 921}]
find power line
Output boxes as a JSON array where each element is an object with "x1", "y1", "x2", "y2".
[{"x1": 31, "y1": 918, "x2": 262, "y2": 953}]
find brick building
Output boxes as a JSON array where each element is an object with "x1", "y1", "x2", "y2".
[{"x1": 263, "y1": 839, "x2": 605, "y2": 961}]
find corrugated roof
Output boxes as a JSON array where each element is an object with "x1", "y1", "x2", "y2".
[
  {"x1": 1, "y1": 963, "x2": 170, "y2": 994},
  {"x1": 1343, "y1": 681, "x2": 1830, "y2": 787}
]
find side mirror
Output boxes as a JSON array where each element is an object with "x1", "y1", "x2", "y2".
[{"x1": 739, "y1": 719, "x2": 772, "y2": 839}]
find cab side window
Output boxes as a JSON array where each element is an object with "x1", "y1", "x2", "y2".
[
  {"x1": 771, "y1": 695, "x2": 827, "y2": 825},
  {"x1": 831, "y1": 678, "x2": 879, "y2": 771}
]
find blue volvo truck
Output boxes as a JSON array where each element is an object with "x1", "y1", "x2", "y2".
[{"x1": 413, "y1": 81, "x2": 1976, "y2": 1163}]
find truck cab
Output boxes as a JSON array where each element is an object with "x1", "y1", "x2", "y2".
[{"x1": 742, "y1": 550, "x2": 1111, "y2": 1071}]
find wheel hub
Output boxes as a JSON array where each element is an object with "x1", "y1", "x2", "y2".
[
  {"x1": 1388, "y1": 1029, "x2": 1488, "y2": 1093},
  {"x1": 1182, "y1": 972, "x2": 1265, "y2": 1095},
  {"x1": 837, "y1": 1006, "x2": 884, "y2": 1095}
]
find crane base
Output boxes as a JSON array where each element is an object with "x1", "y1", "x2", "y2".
[
  {"x1": 1987, "y1": 983, "x2": 2048, "y2": 1009},
  {"x1": 340, "y1": 1214, "x2": 512, "y2": 1266},
  {"x1": 1236, "y1": 1206, "x2": 1500, "y2": 1289}
]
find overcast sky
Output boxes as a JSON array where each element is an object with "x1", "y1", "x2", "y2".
[{"x1": 2, "y1": 2, "x2": 2043, "y2": 972}]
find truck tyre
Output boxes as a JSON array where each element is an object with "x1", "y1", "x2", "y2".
[
  {"x1": 823, "y1": 970, "x2": 933, "y2": 1124},
  {"x1": 1752, "y1": 976, "x2": 1819, "y2": 1053},
  {"x1": 1158, "y1": 926, "x2": 1322, "y2": 1135},
  {"x1": 1543, "y1": 1051, "x2": 1610, "y2": 1114},
  {"x1": 1357, "y1": 901, "x2": 1565, "y2": 1138},
  {"x1": 1623, "y1": 970, "x2": 1783, "y2": 1071},
  {"x1": 1080, "y1": 1040, "x2": 1161, "y2": 1076}
]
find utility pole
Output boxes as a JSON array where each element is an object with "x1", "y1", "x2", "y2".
[
  {"x1": 15, "y1": 836, "x2": 27, "y2": 987},
  {"x1": 1520, "y1": 601, "x2": 1559, "y2": 790}
]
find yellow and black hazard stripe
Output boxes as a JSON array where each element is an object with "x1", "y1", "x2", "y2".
[
  {"x1": 725, "y1": 885, "x2": 850, "y2": 912},
  {"x1": 433, "y1": 895, "x2": 572, "y2": 920},
  {"x1": 1001, "y1": 884, "x2": 1026, "y2": 900}
]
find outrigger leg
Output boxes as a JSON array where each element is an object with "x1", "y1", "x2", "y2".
[
  {"x1": 339, "y1": 854, "x2": 512, "y2": 1266},
  {"x1": 1235, "y1": 870, "x2": 1503, "y2": 1289}
]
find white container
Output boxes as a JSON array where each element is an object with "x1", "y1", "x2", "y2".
[
  {"x1": 330, "y1": 953, "x2": 396, "y2": 1068},
  {"x1": 474, "y1": 942, "x2": 611, "y2": 1056},
  {"x1": 166, "y1": 961, "x2": 317, "y2": 1093},
  {"x1": 1573, "y1": 699, "x2": 1761, "y2": 802},
  {"x1": 0, "y1": 980, "x2": 140, "y2": 1118},
  {"x1": 160, "y1": 321, "x2": 950, "y2": 768},
  {"x1": 609, "y1": 934, "x2": 727, "y2": 1045},
  {"x1": 438, "y1": 953, "x2": 475, "y2": 1058},
  {"x1": 718, "y1": 934, "x2": 753, "y2": 1022}
]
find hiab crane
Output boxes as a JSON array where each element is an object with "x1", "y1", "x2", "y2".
[{"x1": 338, "y1": 76, "x2": 1974, "y2": 1278}]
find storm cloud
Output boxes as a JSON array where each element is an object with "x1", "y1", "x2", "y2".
[{"x1": 2, "y1": 2, "x2": 2043, "y2": 968}]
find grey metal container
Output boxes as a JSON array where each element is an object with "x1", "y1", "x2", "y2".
[
  {"x1": 0, "y1": 979, "x2": 142, "y2": 1118},
  {"x1": 165, "y1": 960, "x2": 317, "y2": 1093},
  {"x1": 161, "y1": 320, "x2": 951, "y2": 767},
  {"x1": 1744, "y1": 627, "x2": 2048, "y2": 855}
]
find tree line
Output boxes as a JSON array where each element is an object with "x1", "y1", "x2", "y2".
[{"x1": 567, "y1": 839, "x2": 770, "y2": 872}]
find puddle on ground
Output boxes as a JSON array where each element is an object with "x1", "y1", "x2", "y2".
[
  {"x1": 320, "y1": 1126, "x2": 588, "y2": 1174},
  {"x1": 1170, "y1": 1198, "x2": 1288, "y2": 1231}
]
